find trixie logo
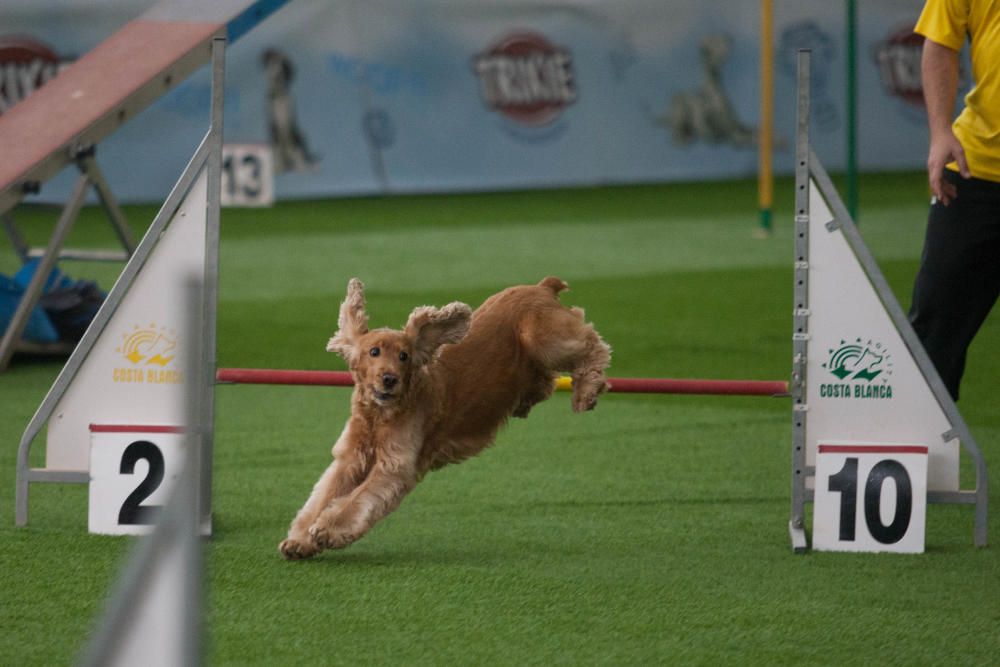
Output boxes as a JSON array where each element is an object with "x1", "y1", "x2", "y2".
[
  {"x1": 819, "y1": 338, "x2": 894, "y2": 400},
  {"x1": 473, "y1": 30, "x2": 577, "y2": 126},
  {"x1": 113, "y1": 324, "x2": 182, "y2": 385},
  {"x1": 873, "y1": 26, "x2": 924, "y2": 109},
  {"x1": 0, "y1": 35, "x2": 73, "y2": 113}
]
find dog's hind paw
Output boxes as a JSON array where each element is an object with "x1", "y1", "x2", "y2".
[
  {"x1": 279, "y1": 537, "x2": 319, "y2": 560},
  {"x1": 572, "y1": 378, "x2": 610, "y2": 412},
  {"x1": 572, "y1": 392, "x2": 599, "y2": 412}
]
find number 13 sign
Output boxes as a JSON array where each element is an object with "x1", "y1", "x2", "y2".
[
  {"x1": 88, "y1": 425, "x2": 188, "y2": 535},
  {"x1": 813, "y1": 444, "x2": 928, "y2": 553}
]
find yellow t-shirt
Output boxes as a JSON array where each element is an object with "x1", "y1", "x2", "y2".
[{"x1": 915, "y1": 0, "x2": 1000, "y2": 182}]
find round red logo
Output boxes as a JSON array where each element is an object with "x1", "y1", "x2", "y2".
[
  {"x1": 0, "y1": 35, "x2": 71, "y2": 113},
  {"x1": 873, "y1": 27, "x2": 925, "y2": 108},
  {"x1": 473, "y1": 31, "x2": 577, "y2": 126}
]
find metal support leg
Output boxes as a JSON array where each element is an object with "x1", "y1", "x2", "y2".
[
  {"x1": 2, "y1": 211, "x2": 30, "y2": 262},
  {"x1": 78, "y1": 151, "x2": 136, "y2": 257},
  {"x1": 0, "y1": 174, "x2": 89, "y2": 371},
  {"x1": 5, "y1": 151, "x2": 134, "y2": 265},
  {"x1": 15, "y1": 446, "x2": 29, "y2": 526},
  {"x1": 1, "y1": 149, "x2": 134, "y2": 372},
  {"x1": 974, "y1": 442, "x2": 989, "y2": 547}
]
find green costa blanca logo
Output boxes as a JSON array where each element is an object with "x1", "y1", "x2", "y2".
[{"x1": 819, "y1": 338, "x2": 894, "y2": 400}]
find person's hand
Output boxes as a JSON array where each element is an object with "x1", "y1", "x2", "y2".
[{"x1": 927, "y1": 127, "x2": 970, "y2": 205}]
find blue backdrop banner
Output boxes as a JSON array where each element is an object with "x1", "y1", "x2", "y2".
[{"x1": 1, "y1": 0, "x2": 934, "y2": 202}]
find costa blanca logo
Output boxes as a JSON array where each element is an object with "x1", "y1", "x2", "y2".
[
  {"x1": 873, "y1": 26, "x2": 924, "y2": 109},
  {"x1": 112, "y1": 324, "x2": 182, "y2": 385},
  {"x1": 820, "y1": 338, "x2": 894, "y2": 400},
  {"x1": 472, "y1": 30, "x2": 577, "y2": 126},
  {"x1": 0, "y1": 35, "x2": 73, "y2": 113}
]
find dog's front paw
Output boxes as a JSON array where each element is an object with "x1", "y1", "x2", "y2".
[
  {"x1": 279, "y1": 537, "x2": 319, "y2": 560},
  {"x1": 309, "y1": 523, "x2": 356, "y2": 550}
]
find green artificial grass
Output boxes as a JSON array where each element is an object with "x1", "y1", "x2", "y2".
[{"x1": 2, "y1": 173, "x2": 998, "y2": 665}]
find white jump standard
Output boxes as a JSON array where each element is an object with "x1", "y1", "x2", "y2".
[
  {"x1": 12, "y1": 0, "x2": 290, "y2": 531},
  {"x1": 789, "y1": 50, "x2": 987, "y2": 552},
  {"x1": 14, "y1": 36, "x2": 227, "y2": 532}
]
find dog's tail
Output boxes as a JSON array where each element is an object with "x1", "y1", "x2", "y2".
[{"x1": 538, "y1": 276, "x2": 569, "y2": 295}]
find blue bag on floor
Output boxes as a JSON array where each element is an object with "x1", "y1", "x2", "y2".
[
  {"x1": 2, "y1": 259, "x2": 105, "y2": 344},
  {"x1": 0, "y1": 273, "x2": 60, "y2": 343}
]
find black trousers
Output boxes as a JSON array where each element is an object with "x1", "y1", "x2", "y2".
[{"x1": 909, "y1": 169, "x2": 1000, "y2": 401}]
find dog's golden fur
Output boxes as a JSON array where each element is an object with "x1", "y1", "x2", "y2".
[{"x1": 279, "y1": 277, "x2": 611, "y2": 559}]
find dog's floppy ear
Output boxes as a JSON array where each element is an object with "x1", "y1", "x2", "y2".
[
  {"x1": 404, "y1": 302, "x2": 472, "y2": 365},
  {"x1": 326, "y1": 278, "x2": 369, "y2": 361}
]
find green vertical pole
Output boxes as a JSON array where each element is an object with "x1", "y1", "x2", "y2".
[{"x1": 846, "y1": 0, "x2": 858, "y2": 221}]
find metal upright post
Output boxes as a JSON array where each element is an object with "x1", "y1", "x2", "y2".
[
  {"x1": 199, "y1": 36, "x2": 225, "y2": 532},
  {"x1": 845, "y1": 0, "x2": 858, "y2": 220},
  {"x1": 789, "y1": 50, "x2": 811, "y2": 553}
]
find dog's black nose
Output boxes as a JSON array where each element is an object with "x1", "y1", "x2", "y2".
[{"x1": 382, "y1": 373, "x2": 398, "y2": 389}]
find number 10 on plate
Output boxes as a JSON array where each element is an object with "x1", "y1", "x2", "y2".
[{"x1": 813, "y1": 443, "x2": 929, "y2": 554}]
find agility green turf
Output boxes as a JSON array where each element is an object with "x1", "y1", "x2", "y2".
[{"x1": 2, "y1": 173, "x2": 998, "y2": 665}]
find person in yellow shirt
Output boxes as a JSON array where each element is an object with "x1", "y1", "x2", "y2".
[{"x1": 908, "y1": 0, "x2": 1000, "y2": 400}]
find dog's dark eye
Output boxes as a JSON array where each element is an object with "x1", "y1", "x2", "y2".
[
  {"x1": 399, "y1": 351, "x2": 409, "y2": 362},
  {"x1": 369, "y1": 347, "x2": 380, "y2": 357}
]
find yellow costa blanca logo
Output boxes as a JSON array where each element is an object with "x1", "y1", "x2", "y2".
[{"x1": 112, "y1": 324, "x2": 183, "y2": 385}]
